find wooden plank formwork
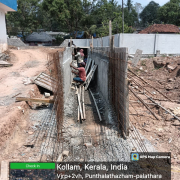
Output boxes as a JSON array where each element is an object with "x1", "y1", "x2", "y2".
[{"x1": 33, "y1": 72, "x2": 57, "y2": 92}]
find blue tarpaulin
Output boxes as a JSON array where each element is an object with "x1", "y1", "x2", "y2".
[{"x1": 71, "y1": 31, "x2": 84, "y2": 39}]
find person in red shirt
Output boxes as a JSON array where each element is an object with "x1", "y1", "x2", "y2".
[{"x1": 70, "y1": 62, "x2": 86, "y2": 83}]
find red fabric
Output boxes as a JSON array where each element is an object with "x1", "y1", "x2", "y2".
[{"x1": 78, "y1": 67, "x2": 86, "y2": 81}]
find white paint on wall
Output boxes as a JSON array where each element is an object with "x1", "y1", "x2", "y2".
[
  {"x1": 155, "y1": 34, "x2": 180, "y2": 54},
  {"x1": 66, "y1": 33, "x2": 180, "y2": 54},
  {"x1": 120, "y1": 33, "x2": 155, "y2": 54},
  {"x1": 0, "y1": 8, "x2": 7, "y2": 53}
]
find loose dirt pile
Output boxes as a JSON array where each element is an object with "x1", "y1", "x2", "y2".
[
  {"x1": 0, "y1": 47, "x2": 63, "y2": 154},
  {"x1": 129, "y1": 56, "x2": 180, "y2": 179},
  {"x1": 136, "y1": 56, "x2": 180, "y2": 101}
]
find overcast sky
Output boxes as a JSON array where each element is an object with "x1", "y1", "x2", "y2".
[
  {"x1": 119, "y1": 0, "x2": 170, "y2": 7},
  {"x1": 134, "y1": 0, "x2": 169, "y2": 6}
]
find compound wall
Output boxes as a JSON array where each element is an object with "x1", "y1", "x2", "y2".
[{"x1": 66, "y1": 33, "x2": 180, "y2": 55}]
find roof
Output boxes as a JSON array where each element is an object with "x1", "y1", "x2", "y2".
[
  {"x1": 7, "y1": 38, "x2": 26, "y2": 47},
  {"x1": 26, "y1": 32, "x2": 54, "y2": 42},
  {"x1": 0, "y1": 0, "x2": 17, "y2": 11},
  {"x1": 71, "y1": 31, "x2": 84, "y2": 38},
  {"x1": 46, "y1": 32, "x2": 69, "y2": 36},
  {"x1": 139, "y1": 24, "x2": 180, "y2": 34}
]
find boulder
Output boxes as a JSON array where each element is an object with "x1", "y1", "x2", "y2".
[
  {"x1": 165, "y1": 84, "x2": 174, "y2": 90},
  {"x1": 153, "y1": 59, "x2": 166, "y2": 68},
  {"x1": 168, "y1": 78, "x2": 174, "y2": 82},
  {"x1": 167, "y1": 64, "x2": 177, "y2": 72}
]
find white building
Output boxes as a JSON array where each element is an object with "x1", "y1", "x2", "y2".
[{"x1": 0, "y1": 0, "x2": 17, "y2": 52}]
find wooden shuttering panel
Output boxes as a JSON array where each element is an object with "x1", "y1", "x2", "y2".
[{"x1": 33, "y1": 72, "x2": 57, "y2": 92}]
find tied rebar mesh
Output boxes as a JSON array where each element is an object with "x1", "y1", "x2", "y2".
[
  {"x1": 108, "y1": 47, "x2": 129, "y2": 138},
  {"x1": 48, "y1": 51, "x2": 64, "y2": 140}
]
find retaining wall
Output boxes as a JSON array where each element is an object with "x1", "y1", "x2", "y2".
[
  {"x1": 88, "y1": 48, "x2": 109, "y2": 103},
  {"x1": 87, "y1": 47, "x2": 129, "y2": 136}
]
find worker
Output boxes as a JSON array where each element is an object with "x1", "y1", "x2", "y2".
[
  {"x1": 70, "y1": 62, "x2": 86, "y2": 83},
  {"x1": 68, "y1": 41, "x2": 76, "y2": 48},
  {"x1": 79, "y1": 49, "x2": 84, "y2": 57},
  {"x1": 73, "y1": 48, "x2": 84, "y2": 67},
  {"x1": 84, "y1": 55, "x2": 87, "y2": 64}
]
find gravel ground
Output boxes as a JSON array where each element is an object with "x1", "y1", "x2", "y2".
[{"x1": 16, "y1": 88, "x2": 156, "y2": 162}]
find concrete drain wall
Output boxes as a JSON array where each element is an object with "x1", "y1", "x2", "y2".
[{"x1": 88, "y1": 47, "x2": 129, "y2": 137}]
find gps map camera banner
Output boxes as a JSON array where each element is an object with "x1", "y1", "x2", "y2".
[{"x1": 9, "y1": 152, "x2": 171, "y2": 180}]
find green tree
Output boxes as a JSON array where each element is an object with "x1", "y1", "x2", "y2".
[
  {"x1": 6, "y1": 0, "x2": 42, "y2": 39},
  {"x1": 140, "y1": 1, "x2": 160, "y2": 26},
  {"x1": 127, "y1": 0, "x2": 132, "y2": 12},
  {"x1": 96, "y1": 12, "x2": 133, "y2": 36},
  {"x1": 91, "y1": 0, "x2": 121, "y2": 24},
  {"x1": 158, "y1": 1, "x2": 180, "y2": 25},
  {"x1": 43, "y1": 0, "x2": 86, "y2": 38},
  {"x1": 124, "y1": 0, "x2": 138, "y2": 26}
]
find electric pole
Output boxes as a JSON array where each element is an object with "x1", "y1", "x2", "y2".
[{"x1": 122, "y1": 0, "x2": 124, "y2": 33}]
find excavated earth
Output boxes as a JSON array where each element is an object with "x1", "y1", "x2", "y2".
[{"x1": 129, "y1": 56, "x2": 180, "y2": 179}]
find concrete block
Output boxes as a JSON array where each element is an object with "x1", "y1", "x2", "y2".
[
  {"x1": 44, "y1": 93, "x2": 50, "y2": 98},
  {"x1": 156, "y1": 50, "x2": 160, "y2": 57},
  {"x1": 132, "y1": 49, "x2": 143, "y2": 66}
]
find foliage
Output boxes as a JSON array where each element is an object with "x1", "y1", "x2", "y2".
[
  {"x1": 158, "y1": 1, "x2": 180, "y2": 25},
  {"x1": 43, "y1": 0, "x2": 85, "y2": 36},
  {"x1": 124, "y1": 3, "x2": 138, "y2": 26},
  {"x1": 9, "y1": 0, "x2": 180, "y2": 40},
  {"x1": 140, "y1": 1, "x2": 160, "y2": 26},
  {"x1": 6, "y1": 0, "x2": 42, "y2": 39}
]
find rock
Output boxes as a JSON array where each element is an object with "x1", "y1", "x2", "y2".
[
  {"x1": 28, "y1": 131, "x2": 34, "y2": 135},
  {"x1": 165, "y1": 84, "x2": 174, "y2": 90},
  {"x1": 172, "y1": 120, "x2": 180, "y2": 126},
  {"x1": 167, "y1": 65, "x2": 177, "y2": 72},
  {"x1": 153, "y1": 60, "x2": 166, "y2": 68},
  {"x1": 157, "y1": 132, "x2": 163, "y2": 137},
  {"x1": 0, "y1": 53, "x2": 9, "y2": 61},
  {"x1": 165, "y1": 114, "x2": 174, "y2": 121},
  {"x1": 132, "y1": 147, "x2": 136, "y2": 151},
  {"x1": 168, "y1": 78, "x2": 174, "y2": 82},
  {"x1": 168, "y1": 138, "x2": 172, "y2": 143},
  {"x1": 44, "y1": 92, "x2": 50, "y2": 98},
  {"x1": 177, "y1": 60, "x2": 180, "y2": 65},
  {"x1": 62, "y1": 150, "x2": 69, "y2": 157},
  {"x1": 17, "y1": 106, "x2": 22, "y2": 110},
  {"x1": 84, "y1": 143, "x2": 93, "y2": 147},
  {"x1": 143, "y1": 127, "x2": 151, "y2": 132}
]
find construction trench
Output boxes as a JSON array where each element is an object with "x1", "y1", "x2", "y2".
[
  {"x1": 0, "y1": 44, "x2": 180, "y2": 179},
  {"x1": 19, "y1": 46, "x2": 157, "y2": 163},
  {"x1": 30, "y1": 46, "x2": 134, "y2": 162}
]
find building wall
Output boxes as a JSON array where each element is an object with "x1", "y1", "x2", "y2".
[{"x1": 0, "y1": 9, "x2": 7, "y2": 53}]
